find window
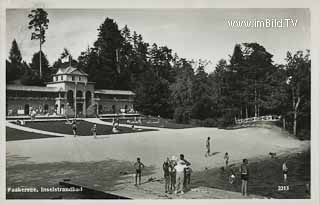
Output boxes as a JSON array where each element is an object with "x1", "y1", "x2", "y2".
[
  {"x1": 61, "y1": 76, "x2": 63, "y2": 80},
  {"x1": 79, "y1": 76, "x2": 81, "y2": 81},
  {"x1": 55, "y1": 76, "x2": 58, "y2": 81},
  {"x1": 72, "y1": 76, "x2": 75, "y2": 81}
]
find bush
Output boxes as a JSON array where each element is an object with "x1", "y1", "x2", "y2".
[{"x1": 173, "y1": 107, "x2": 191, "y2": 124}]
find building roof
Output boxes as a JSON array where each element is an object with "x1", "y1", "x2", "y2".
[
  {"x1": 55, "y1": 66, "x2": 88, "y2": 76},
  {"x1": 94, "y1": 89, "x2": 135, "y2": 96},
  {"x1": 6, "y1": 84, "x2": 60, "y2": 92}
]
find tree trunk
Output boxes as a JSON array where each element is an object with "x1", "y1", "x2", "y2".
[
  {"x1": 254, "y1": 80, "x2": 257, "y2": 117},
  {"x1": 293, "y1": 97, "x2": 301, "y2": 136},
  {"x1": 39, "y1": 38, "x2": 42, "y2": 79},
  {"x1": 245, "y1": 106, "x2": 248, "y2": 118}
]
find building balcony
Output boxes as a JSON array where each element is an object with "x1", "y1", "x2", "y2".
[{"x1": 7, "y1": 96, "x2": 56, "y2": 101}]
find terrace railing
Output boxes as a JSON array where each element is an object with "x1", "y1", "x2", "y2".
[{"x1": 235, "y1": 115, "x2": 281, "y2": 125}]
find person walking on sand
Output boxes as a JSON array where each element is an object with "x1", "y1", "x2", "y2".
[
  {"x1": 282, "y1": 160, "x2": 288, "y2": 184},
  {"x1": 224, "y1": 152, "x2": 230, "y2": 167},
  {"x1": 72, "y1": 119, "x2": 77, "y2": 137},
  {"x1": 240, "y1": 158, "x2": 249, "y2": 196},
  {"x1": 205, "y1": 137, "x2": 211, "y2": 157},
  {"x1": 163, "y1": 157, "x2": 170, "y2": 193},
  {"x1": 134, "y1": 157, "x2": 145, "y2": 186},
  {"x1": 91, "y1": 124, "x2": 97, "y2": 138},
  {"x1": 174, "y1": 160, "x2": 187, "y2": 194}
]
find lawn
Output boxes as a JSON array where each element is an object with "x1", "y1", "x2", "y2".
[
  {"x1": 6, "y1": 127, "x2": 62, "y2": 141},
  {"x1": 190, "y1": 150, "x2": 310, "y2": 199},
  {"x1": 18, "y1": 120, "x2": 156, "y2": 136}
]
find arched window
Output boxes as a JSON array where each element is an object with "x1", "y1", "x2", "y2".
[{"x1": 85, "y1": 91, "x2": 91, "y2": 108}]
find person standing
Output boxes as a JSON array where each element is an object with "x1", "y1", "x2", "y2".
[
  {"x1": 224, "y1": 152, "x2": 230, "y2": 167},
  {"x1": 91, "y1": 124, "x2": 97, "y2": 138},
  {"x1": 282, "y1": 160, "x2": 288, "y2": 184},
  {"x1": 174, "y1": 160, "x2": 187, "y2": 194},
  {"x1": 205, "y1": 137, "x2": 211, "y2": 157},
  {"x1": 163, "y1": 157, "x2": 170, "y2": 193},
  {"x1": 239, "y1": 158, "x2": 249, "y2": 196},
  {"x1": 169, "y1": 156, "x2": 177, "y2": 193},
  {"x1": 134, "y1": 157, "x2": 145, "y2": 186},
  {"x1": 72, "y1": 119, "x2": 77, "y2": 137}
]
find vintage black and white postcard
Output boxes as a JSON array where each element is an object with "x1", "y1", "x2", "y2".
[{"x1": 1, "y1": 0, "x2": 319, "y2": 205}]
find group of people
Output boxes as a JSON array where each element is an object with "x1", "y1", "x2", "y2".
[{"x1": 133, "y1": 154, "x2": 192, "y2": 195}]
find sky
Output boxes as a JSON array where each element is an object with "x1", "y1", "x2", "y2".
[{"x1": 6, "y1": 8, "x2": 310, "y2": 73}]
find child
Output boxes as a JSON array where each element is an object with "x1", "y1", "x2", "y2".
[
  {"x1": 184, "y1": 165, "x2": 192, "y2": 190},
  {"x1": 134, "y1": 157, "x2": 145, "y2": 186},
  {"x1": 169, "y1": 156, "x2": 177, "y2": 193},
  {"x1": 224, "y1": 152, "x2": 230, "y2": 167},
  {"x1": 91, "y1": 124, "x2": 97, "y2": 138},
  {"x1": 229, "y1": 169, "x2": 236, "y2": 184}
]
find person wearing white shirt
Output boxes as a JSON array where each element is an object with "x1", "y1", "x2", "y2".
[{"x1": 174, "y1": 160, "x2": 187, "y2": 194}]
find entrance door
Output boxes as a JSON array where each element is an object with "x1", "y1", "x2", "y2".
[
  {"x1": 24, "y1": 104, "x2": 29, "y2": 115},
  {"x1": 76, "y1": 103, "x2": 83, "y2": 117}
]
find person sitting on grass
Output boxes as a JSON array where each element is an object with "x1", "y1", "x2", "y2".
[
  {"x1": 229, "y1": 169, "x2": 236, "y2": 184},
  {"x1": 91, "y1": 124, "x2": 97, "y2": 138},
  {"x1": 134, "y1": 157, "x2": 145, "y2": 186},
  {"x1": 72, "y1": 119, "x2": 77, "y2": 137},
  {"x1": 239, "y1": 158, "x2": 249, "y2": 197}
]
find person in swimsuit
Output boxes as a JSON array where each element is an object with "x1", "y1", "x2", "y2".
[
  {"x1": 282, "y1": 161, "x2": 288, "y2": 184},
  {"x1": 134, "y1": 157, "x2": 145, "y2": 186},
  {"x1": 239, "y1": 158, "x2": 249, "y2": 196},
  {"x1": 163, "y1": 158, "x2": 170, "y2": 193},
  {"x1": 72, "y1": 119, "x2": 77, "y2": 137},
  {"x1": 224, "y1": 152, "x2": 230, "y2": 167},
  {"x1": 205, "y1": 137, "x2": 211, "y2": 157}
]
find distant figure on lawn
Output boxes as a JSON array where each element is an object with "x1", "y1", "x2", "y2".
[
  {"x1": 205, "y1": 137, "x2": 211, "y2": 157},
  {"x1": 72, "y1": 119, "x2": 77, "y2": 137},
  {"x1": 224, "y1": 152, "x2": 230, "y2": 167},
  {"x1": 134, "y1": 157, "x2": 145, "y2": 186},
  {"x1": 282, "y1": 160, "x2": 288, "y2": 184},
  {"x1": 163, "y1": 157, "x2": 171, "y2": 193},
  {"x1": 240, "y1": 158, "x2": 249, "y2": 196},
  {"x1": 91, "y1": 124, "x2": 97, "y2": 138}
]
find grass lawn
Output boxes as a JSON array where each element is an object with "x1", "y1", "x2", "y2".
[
  {"x1": 190, "y1": 150, "x2": 310, "y2": 199},
  {"x1": 6, "y1": 127, "x2": 62, "y2": 141},
  {"x1": 19, "y1": 120, "x2": 156, "y2": 136},
  {"x1": 102, "y1": 118, "x2": 196, "y2": 129}
]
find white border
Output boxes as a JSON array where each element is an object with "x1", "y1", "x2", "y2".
[{"x1": 0, "y1": 1, "x2": 319, "y2": 205}]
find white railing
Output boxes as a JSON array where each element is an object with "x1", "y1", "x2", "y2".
[{"x1": 235, "y1": 115, "x2": 281, "y2": 124}]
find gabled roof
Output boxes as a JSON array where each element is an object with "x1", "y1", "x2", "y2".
[
  {"x1": 55, "y1": 66, "x2": 88, "y2": 76},
  {"x1": 6, "y1": 84, "x2": 60, "y2": 92},
  {"x1": 94, "y1": 89, "x2": 135, "y2": 96}
]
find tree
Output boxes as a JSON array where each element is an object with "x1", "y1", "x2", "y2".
[
  {"x1": 28, "y1": 8, "x2": 49, "y2": 79},
  {"x1": 29, "y1": 51, "x2": 51, "y2": 84},
  {"x1": 285, "y1": 50, "x2": 310, "y2": 137},
  {"x1": 7, "y1": 39, "x2": 23, "y2": 82}
]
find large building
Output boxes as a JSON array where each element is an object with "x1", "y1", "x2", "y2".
[{"x1": 6, "y1": 66, "x2": 135, "y2": 118}]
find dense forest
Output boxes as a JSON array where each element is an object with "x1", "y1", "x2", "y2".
[{"x1": 6, "y1": 12, "x2": 311, "y2": 139}]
